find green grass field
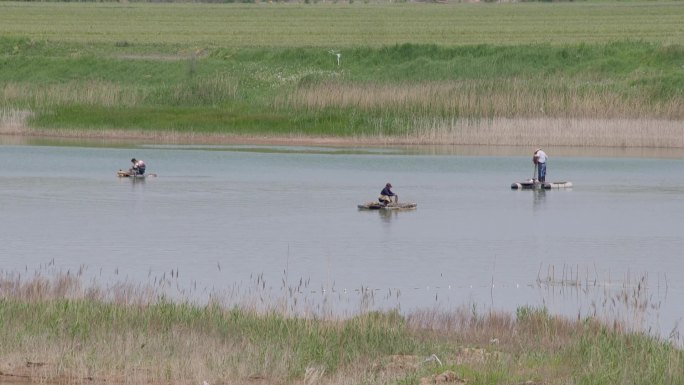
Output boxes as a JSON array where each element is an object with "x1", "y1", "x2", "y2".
[
  {"x1": 1, "y1": 1, "x2": 683, "y2": 145},
  {"x1": 2, "y1": 2, "x2": 683, "y2": 46}
]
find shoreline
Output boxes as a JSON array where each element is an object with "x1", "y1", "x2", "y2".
[
  {"x1": 2, "y1": 116, "x2": 684, "y2": 149},
  {"x1": 4, "y1": 112, "x2": 684, "y2": 159}
]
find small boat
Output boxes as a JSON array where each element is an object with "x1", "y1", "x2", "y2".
[
  {"x1": 511, "y1": 179, "x2": 572, "y2": 190},
  {"x1": 117, "y1": 170, "x2": 156, "y2": 179},
  {"x1": 358, "y1": 202, "x2": 417, "y2": 210}
]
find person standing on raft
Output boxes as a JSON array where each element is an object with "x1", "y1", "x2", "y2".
[
  {"x1": 379, "y1": 183, "x2": 397, "y2": 205},
  {"x1": 533, "y1": 149, "x2": 548, "y2": 183}
]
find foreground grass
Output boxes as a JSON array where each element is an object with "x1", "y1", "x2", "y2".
[
  {"x1": 0, "y1": 274, "x2": 682, "y2": 385},
  {"x1": 1, "y1": 2, "x2": 683, "y2": 145}
]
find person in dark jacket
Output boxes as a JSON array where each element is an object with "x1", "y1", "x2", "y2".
[{"x1": 378, "y1": 183, "x2": 397, "y2": 205}]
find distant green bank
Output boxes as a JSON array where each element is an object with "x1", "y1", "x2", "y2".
[
  {"x1": 3, "y1": 40, "x2": 682, "y2": 139},
  {"x1": 0, "y1": 2, "x2": 683, "y2": 145},
  {"x1": 0, "y1": 274, "x2": 682, "y2": 385}
]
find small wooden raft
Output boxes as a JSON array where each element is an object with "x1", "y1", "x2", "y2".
[
  {"x1": 358, "y1": 202, "x2": 417, "y2": 210},
  {"x1": 117, "y1": 170, "x2": 154, "y2": 179},
  {"x1": 511, "y1": 179, "x2": 573, "y2": 190}
]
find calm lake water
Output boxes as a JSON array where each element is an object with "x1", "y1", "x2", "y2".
[{"x1": 1, "y1": 139, "x2": 683, "y2": 341}]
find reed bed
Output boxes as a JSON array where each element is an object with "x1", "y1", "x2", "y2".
[
  {"x1": 6, "y1": 110, "x2": 684, "y2": 148},
  {"x1": 6, "y1": 79, "x2": 682, "y2": 147},
  {"x1": 280, "y1": 78, "x2": 684, "y2": 146},
  {"x1": 1, "y1": 270, "x2": 682, "y2": 385},
  {"x1": 2, "y1": 81, "x2": 142, "y2": 108},
  {"x1": 0, "y1": 108, "x2": 32, "y2": 135},
  {"x1": 2, "y1": 75, "x2": 239, "y2": 108},
  {"x1": 401, "y1": 117, "x2": 684, "y2": 147},
  {"x1": 283, "y1": 79, "x2": 684, "y2": 120}
]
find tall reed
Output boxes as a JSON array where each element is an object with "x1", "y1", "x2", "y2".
[
  {"x1": 0, "y1": 108, "x2": 32, "y2": 134},
  {"x1": 281, "y1": 78, "x2": 684, "y2": 119},
  {"x1": 1, "y1": 75, "x2": 239, "y2": 108}
]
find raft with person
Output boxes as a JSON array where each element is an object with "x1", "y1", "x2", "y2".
[
  {"x1": 118, "y1": 158, "x2": 156, "y2": 179},
  {"x1": 357, "y1": 201, "x2": 417, "y2": 211},
  {"x1": 511, "y1": 148, "x2": 572, "y2": 190},
  {"x1": 359, "y1": 182, "x2": 416, "y2": 210},
  {"x1": 510, "y1": 179, "x2": 572, "y2": 190}
]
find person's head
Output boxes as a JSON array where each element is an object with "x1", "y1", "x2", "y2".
[
  {"x1": 386, "y1": 183, "x2": 392, "y2": 188},
  {"x1": 131, "y1": 158, "x2": 137, "y2": 163},
  {"x1": 534, "y1": 148, "x2": 541, "y2": 154}
]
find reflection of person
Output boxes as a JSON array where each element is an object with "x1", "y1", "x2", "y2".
[
  {"x1": 533, "y1": 149, "x2": 548, "y2": 183},
  {"x1": 378, "y1": 183, "x2": 397, "y2": 205},
  {"x1": 130, "y1": 158, "x2": 146, "y2": 175}
]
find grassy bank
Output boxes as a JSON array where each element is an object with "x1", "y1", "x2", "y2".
[
  {"x1": 1, "y1": 273, "x2": 682, "y2": 385},
  {"x1": 1, "y1": 2, "x2": 683, "y2": 146}
]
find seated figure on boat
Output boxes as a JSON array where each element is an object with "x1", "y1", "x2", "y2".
[
  {"x1": 378, "y1": 183, "x2": 397, "y2": 205},
  {"x1": 130, "y1": 158, "x2": 146, "y2": 175}
]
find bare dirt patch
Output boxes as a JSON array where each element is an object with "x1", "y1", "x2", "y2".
[{"x1": 420, "y1": 370, "x2": 467, "y2": 385}]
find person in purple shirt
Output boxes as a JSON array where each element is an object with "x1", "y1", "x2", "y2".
[{"x1": 378, "y1": 182, "x2": 397, "y2": 205}]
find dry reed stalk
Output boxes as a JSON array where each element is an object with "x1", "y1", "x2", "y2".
[
  {"x1": 0, "y1": 108, "x2": 32, "y2": 134},
  {"x1": 0, "y1": 272, "x2": 81, "y2": 301},
  {"x1": 406, "y1": 306, "x2": 586, "y2": 357}
]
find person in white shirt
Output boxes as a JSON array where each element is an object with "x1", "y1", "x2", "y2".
[{"x1": 533, "y1": 149, "x2": 548, "y2": 183}]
